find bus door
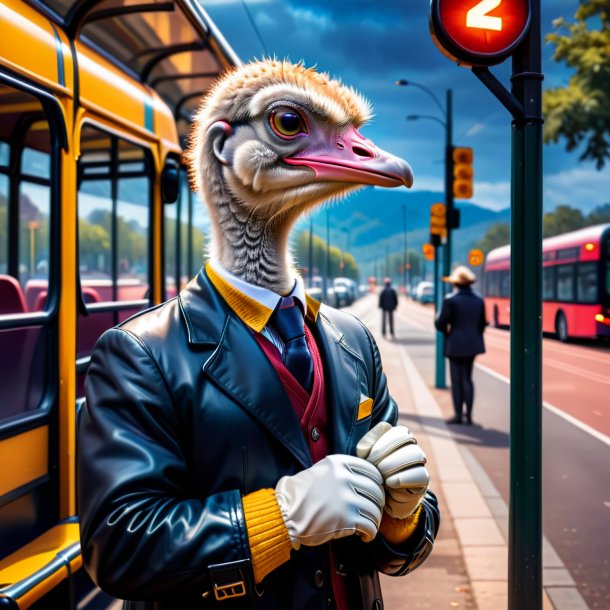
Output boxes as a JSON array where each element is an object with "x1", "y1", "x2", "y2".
[
  {"x1": 0, "y1": 74, "x2": 67, "y2": 592},
  {"x1": 76, "y1": 124, "x2": 154, "y2": 398}
]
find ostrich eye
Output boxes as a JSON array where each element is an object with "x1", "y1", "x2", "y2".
[{"x1": 270, "y1": 108, "x2": 307, "y2": 138}]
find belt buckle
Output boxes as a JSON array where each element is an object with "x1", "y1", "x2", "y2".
[{"x1": 213, "y1": 580, "x2": 246, "y2": 601}]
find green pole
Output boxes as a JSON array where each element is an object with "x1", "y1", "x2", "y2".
[
  {"x1": 509, "y1": 1, "x2": 543, "y2": 607},
  {"x1": 308, "y1": 216, "x2": 314, "y2": 288},
  {"x1": 324, "y1": 209, "x2": 330, "y2": 301},
  {"x1": 436, "y1": 88, "x2": 452, "y2": 389},
  {"x1": 433, "y1": 244, "x2": 445, "y2": 388},
  {"x1": 402, "y1": 204, "x2": 408, "y2": 295}
]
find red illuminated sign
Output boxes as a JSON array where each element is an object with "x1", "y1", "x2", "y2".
[{"x1": 430, "y1": 0, "x2": 531, "y2": 66}]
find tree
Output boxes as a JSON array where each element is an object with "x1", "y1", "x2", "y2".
[
  {"x1": 543, "y1": 204, "x2": 586, "y2": 237},
  {"x1": 587, "y1": 202, "x2": 610, "y2": 225},
  {"x1": 475, "y1": 222, "x2": 510, "y2": 253},
  {"x1": 543, "y1": 0, "x2": 610, "y2": 168},
  {"x1": 293, "y1": 231, "x2": 359, "y2": 280}
]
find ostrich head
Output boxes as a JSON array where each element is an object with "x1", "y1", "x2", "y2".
[{"x1": 186, "y1": 59, "x2": 413, "y2": 294}]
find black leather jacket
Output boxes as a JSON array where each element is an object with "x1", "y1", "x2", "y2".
[
  {"x1": 77, "y1": 270, "x2": 439, "y2": 609},
  {"x1": 435, "y1": 286, "x2": 487, "y2": 358}
]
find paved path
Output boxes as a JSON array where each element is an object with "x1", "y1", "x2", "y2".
[{"x1": 345, "y1": 293, "x2": 597, "y2": 610}]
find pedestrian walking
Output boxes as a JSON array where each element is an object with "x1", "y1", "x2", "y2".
[
  {"x1": 435, "y1": 265, "x2": 488, "y2": 425},
  {"x1": 379, "y1": 277, "x2": 398, "y2": 337}
]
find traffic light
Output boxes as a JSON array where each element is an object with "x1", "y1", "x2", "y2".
[
  {"x1": 468, "y1": 248, "x2": 484, "y2": 266},
  {"x1": 430, "y1": 202, "x2": 447, "y2": 246},
  {"x1": 453, "y1": 146, "x2": 473, "y2": 199},
  {"x1": 422, "y1": 243, "x2": 435, "y2": 261}
]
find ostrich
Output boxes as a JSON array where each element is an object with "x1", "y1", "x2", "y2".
[
  {"x1": 186, "y1": 59, "x2": 413, "y2": 295},
  {"x1": 77, "y1": 60, "x2": 437, "y2": 610}
]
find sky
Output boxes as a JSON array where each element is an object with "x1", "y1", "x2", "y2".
[{"x1": 202, "y1": 0, "x2": 610, "y2": 213}]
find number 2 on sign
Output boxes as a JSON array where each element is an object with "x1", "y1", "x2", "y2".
[{"x1": 466, "y1": 0, "x2": 503, "y2": 31}]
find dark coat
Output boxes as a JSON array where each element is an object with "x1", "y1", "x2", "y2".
[
  {"x1": 378, "y1": 286, "x2": 398, "y2": 311},
  {"x1": 435, "y1": 286, "x2": 487, "y2": 358},
  {"x1": 78, "y1": 270, "x2": 439, "y2": 610}
]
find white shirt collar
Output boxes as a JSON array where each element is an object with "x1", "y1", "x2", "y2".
[{"x1": 207, "y1": 259, "x2": 307, "y2": 316}]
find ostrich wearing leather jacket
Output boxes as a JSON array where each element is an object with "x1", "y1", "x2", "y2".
[
  {"x1": 186, "y1": 59, "x2": 413, "y2": 295},
  {"x1": 77, "y1": 59, "x2": 439, "y2": 610}
]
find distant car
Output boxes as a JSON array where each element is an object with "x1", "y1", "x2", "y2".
[
  {"x1": 333, "y1": 277, "x2": 358, "y2": 307},
  {"x1": 306, "y1": 276, "x2": 337, "y2": 307},
  {"x1": 414, "y1": 281, "x2": 434, "y2": 304}
]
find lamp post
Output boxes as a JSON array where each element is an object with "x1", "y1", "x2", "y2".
[
  {"x1": 308, "y1": 216, "x2": 314, "y2": 288},
  {"x1": 398, "y1": 80, "x2": 453, "y2": 389},
  {"x1": 401, "y1": 204, "x2": 408, "y2": 296},
  {"x1": 324, "y1": 209, "x2": 330, "y2": 301}
]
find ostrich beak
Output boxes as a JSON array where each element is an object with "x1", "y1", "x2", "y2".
[{"x1": 283, "y1": 125, "x2": 413, "y2": 188}]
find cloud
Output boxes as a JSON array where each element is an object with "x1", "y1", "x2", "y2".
[
  {"x1": 409, "y1": 166, "x2": 610, "y2": 214},
  {"x1": 544, "y1": 167, "x2": 610, "y2": 212}
]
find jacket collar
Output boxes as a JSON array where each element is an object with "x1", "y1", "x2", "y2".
[
  {"x1": 205, "y1": 260, "x2": 319, "y2": 332},
  {"x1": 178, "y1": 270, "x2": 361, "y2": 462}
]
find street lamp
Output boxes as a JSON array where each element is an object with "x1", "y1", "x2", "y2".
[
  {"x1": 397, "y1": 79, "x2": 454, "y2": 389},
  {"x1": 401, "y1": 204, "x2": 408, "y2": 296}
]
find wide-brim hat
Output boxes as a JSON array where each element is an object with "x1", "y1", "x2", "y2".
[{"x1": 443, "y1": 265, "x2": 476, "y2": 285}]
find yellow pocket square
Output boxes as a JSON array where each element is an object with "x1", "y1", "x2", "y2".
[{"x1": 357, "y1": 396, "x2": 374, "y2": 421}]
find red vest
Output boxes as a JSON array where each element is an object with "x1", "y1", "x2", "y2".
[
  {"x1": 254, "y1": 325, "x2": 330, "y2": 463},
  {"x1": 254, "y1": 325, "x2": 350, "y2": 609}
]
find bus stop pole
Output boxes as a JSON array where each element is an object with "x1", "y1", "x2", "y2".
[
  {"x1": 436, "y1": 89, "x2": 452, "y2": 389},
  {"x1": 509, "y1": 0, "x2": 543, "y2": 607}
]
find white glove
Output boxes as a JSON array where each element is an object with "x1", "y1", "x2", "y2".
[
  {"x1": 357, "y1": 423, "x2": 429, "y2": 519},
  {"x1": 275, "y1": 454, "x2": 385, "y2": 549}
]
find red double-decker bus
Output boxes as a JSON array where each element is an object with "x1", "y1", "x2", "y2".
[{"x1": 483, "y1": 223, "x2": 610, "y2": 341}]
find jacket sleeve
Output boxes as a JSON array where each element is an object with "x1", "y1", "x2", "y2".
[
  {"x1": 355, "y1": 321, "x2": 440, "y2": 577},
  {"x1": 78, "y1": 328, "x2": 252, "y2": 601},
  {"x1": 435, "y1": 297, "x2": 451, "y2": 334},
  {"x1": 480, "y1": 298, "x2": 489, "y2": 332}
]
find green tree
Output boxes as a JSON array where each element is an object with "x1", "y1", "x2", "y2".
[
  {"x1": 475, "y1": 222, "x2": 510, "y2": 253},
  {"x1": 587, "y1": 202, "x2": 610, "y2": 224},
  {"x1": 543, "y1": 204, "x2": 586, "y2": 237},
  {"x1": 294, "y1": 231, "x2": 359, "y2": 280},
  {"x1": 543, "y1": 0, "x2": 610, "y2": 168}
]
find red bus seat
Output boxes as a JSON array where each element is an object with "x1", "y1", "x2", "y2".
[{"x1": 0, "y1": 274, "x2": 28, "y2": 314}]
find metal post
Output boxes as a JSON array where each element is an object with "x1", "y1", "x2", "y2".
[
  {"x1": 433, "y1": 245, "x2": 445, "y2": 388},
  {"x1": 308, "y1": 216, "x2": 314, "y2": 288},
  {"x1": 436, "y1": 89, "x2": 452, "y2": 389},
  {"x1": 443, "y1": 89, "x2": 454, "y2": 285},
  {"x1": 324, "y1": 210, "x2": 330, "y2": 301},
  {"x1": 402, "y1": 204, "x2": 408, "y2": 295},
  {"x1": 509, "y1": 2, "x2": 543, "y2": 608}
]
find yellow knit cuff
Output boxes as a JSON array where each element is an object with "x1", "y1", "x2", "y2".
[
  {"x1": 379, "y1": 505, "x2": 423, "y2": 545},
  {"x1": 242, "y1": 489, "x2": 293, "y2": 584}
]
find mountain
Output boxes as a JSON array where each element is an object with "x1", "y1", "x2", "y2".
[{"x1": 293, "y1": 187, "x2": 510, "y2": 279}]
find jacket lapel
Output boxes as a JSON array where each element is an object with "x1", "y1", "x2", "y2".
[
  {"x1": 179, "y1": 271, "x2": 312, "y2": 469},
  {"x1": 312, "y1": 310, "x2": 366, "y2": 456}
]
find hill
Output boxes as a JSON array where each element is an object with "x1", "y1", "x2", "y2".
[{"x1": 293, "y1": 187, "x2": 510, "y2": 280}]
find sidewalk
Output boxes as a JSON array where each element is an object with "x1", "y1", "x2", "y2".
[{"x1": 347, "y1": 294, "x2": 562, "y2": 610}]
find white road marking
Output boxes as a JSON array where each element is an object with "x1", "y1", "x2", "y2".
[{"x1": 475, "y1": 362, "x2": 610, "y2": 448}]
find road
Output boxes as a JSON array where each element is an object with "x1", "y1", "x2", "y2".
[{"x1": 361, "y1": 295, "x2": 610, "y2": 610}]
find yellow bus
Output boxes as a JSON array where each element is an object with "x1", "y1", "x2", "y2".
[{"x1": 0, "y1": 1, "x2": 237, "y2": 607}]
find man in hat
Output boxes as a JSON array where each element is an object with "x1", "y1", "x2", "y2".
[{"x1": 435, "y1": 265, "x2": 488, "y2": 425}]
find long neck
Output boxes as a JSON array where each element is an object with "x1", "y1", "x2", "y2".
[{"x1": 206, "y1": 180, "x2": 298, "y2": 295}]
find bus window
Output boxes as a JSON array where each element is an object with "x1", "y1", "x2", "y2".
[
  {"x1": 0, "y1": 83, "x2": 55, "y2": 422},
  {"x1": 576, "y1": 262, "x2": 598, "y2": 304},
  {"x1": 542, "y1": 266, "x2": 556, "y2": 301},
  {"x1": 484, "y1": 270, "x2": 497, "y2": 297},
  {"x1": 556, "y1": 264, "x2": 575, "y2": 302},
  {"x1": 164, "y1": 170, "x2": 207, "y2": 298},
  {"x1": 499, "y1": 270, "x2": 510, "y2": 298},
  {"x1": 77, "y1": 126, "x2": 152, "y2": 393}
]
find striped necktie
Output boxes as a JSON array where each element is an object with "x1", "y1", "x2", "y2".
[{"x1": 269, "y1": 297, "x2": 313, "y2": 392}]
